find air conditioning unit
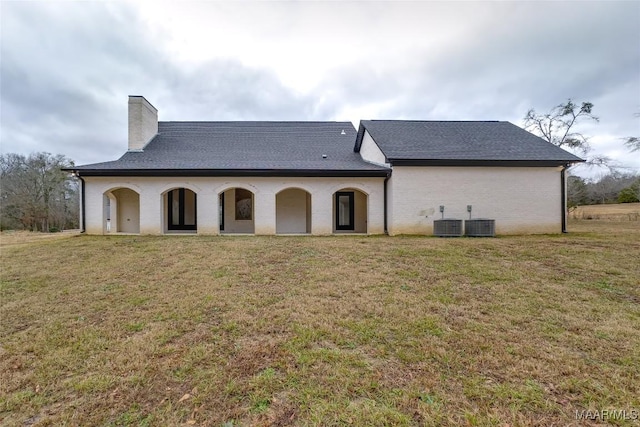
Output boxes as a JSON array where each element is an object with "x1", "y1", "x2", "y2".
[
  {"x1": 433, "y1": 219, "x2": 463, "y2": 237},
  {"x1": 465, "y1": 219, "x2": 495, "y2": 237}
]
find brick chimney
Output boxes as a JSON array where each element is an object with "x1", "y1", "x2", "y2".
[{"x1": 128, "y1": 96, "x2": 158, "y2": 151}]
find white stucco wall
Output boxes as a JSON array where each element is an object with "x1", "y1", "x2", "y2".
[
  {"x1": 387, "y1": 166, "x2": 563, "y2": 235},
  {"x1": 354, "y1": 190, "x2": 368, "y2": 233},
  {"x1": 359, "y1": 131, "x2": 389, "y2": 167},
  {"x1": 112, "y1": 188, "x2": 140, "y2": 233},
  {"x1": 82, "y1": 176, "x2": 385, "y2": 235},
  {"x1": 276, "y1": 188, "x2": 310, "y2": 234}
]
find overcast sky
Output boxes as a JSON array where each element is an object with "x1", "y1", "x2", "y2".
[{"x1": 1, "y1": 1, "x2": 639, "y2": 178}]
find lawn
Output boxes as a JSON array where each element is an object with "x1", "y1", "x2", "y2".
[
  {"x1": 1, "y1": 221, "x2": 639, "y2": 426},
  {"x1": 570, "y1": 203, "x2": 640, "y2": 221}
]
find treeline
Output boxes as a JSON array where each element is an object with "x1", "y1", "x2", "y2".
[
  {"x1": 1, "y1": 152, "x2": 79, "y2": 232},
  {"x1": 568, "y1": 172, "x2": 640, "y2": 207}
]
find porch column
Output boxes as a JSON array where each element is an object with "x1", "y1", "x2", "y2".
[
  {"x1": 139, "y1": 190, "x2": 162, "y2": 235},
  {"x1": 312, "y1": 191, "x2": 333, "y2": 235},
  {"x1": 254, "y1": 190, "x2": 275, "y2": 235},
  {"x1": 197, "y1": 191, "x2": 219, "y2": 235},
  {"x1": 83, "y1": 180, "x2": 104, "y2": 234}
]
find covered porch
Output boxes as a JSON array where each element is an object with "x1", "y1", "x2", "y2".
[{"x1": 83, "y1": 177, "x2": 385, "y2": 236}]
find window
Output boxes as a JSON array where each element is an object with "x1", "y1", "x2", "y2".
[
  {"x1": 219, "y1": 192, "x2": 224, "y2": 231},
  {"x1": 335, "y1": 191, "x2": 354, "y2": 230},
  {"x1": 167, "y1": 188, "x2": 197, "y2": 230},
  {"x1": 235, "y1": 188, "x2": 252, "y2": 220}
]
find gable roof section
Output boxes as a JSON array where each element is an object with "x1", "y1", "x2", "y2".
[
  {"x1": 355, "y1": 120, "x2": 584, "y2": 166},
  {"x1": 73, "y1": 121, "x2": 390, "y2": 177}
]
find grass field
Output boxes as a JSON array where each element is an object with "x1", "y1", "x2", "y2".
[
  {"x1": 1, "y1": 221, "x2": 639, "y2": 426},
  {"x1": 570, "y1": 203, "x2": 640, "y2": 221}
]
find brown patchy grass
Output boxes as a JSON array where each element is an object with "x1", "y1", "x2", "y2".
[
  {"x1": 571, "y1": 203, "x2": 640, "y2": 221},
  {"x1": 1, "y1": 222, "x2": 639, "y2": 426},
  {"x1": 0, "y1": 230, "x2": 80, "y2": 248}
]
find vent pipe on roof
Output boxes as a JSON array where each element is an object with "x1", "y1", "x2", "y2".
[{"x1": 128, "y1": 96, "x2": 158, "y2": 152}]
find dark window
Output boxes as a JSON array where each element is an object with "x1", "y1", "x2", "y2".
[
  {"x1": 219, "y1": 192, "x2": 224, "y2": 231},
  {"x1": 335, "y1": 191, "x2": 354, "y2": 231},
  {"x1": 168, "y1": 188, "x2": 197, "y2": 230}
]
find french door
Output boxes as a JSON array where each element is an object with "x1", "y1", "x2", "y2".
[
  {"x1": 168, "y1": 188, "x2": 197, "y2": 230},
  {"x1": 335, "y1": 191, "x2": 354, "y2": 231}
]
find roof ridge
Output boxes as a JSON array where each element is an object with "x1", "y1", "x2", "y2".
[
  {"x1": 159, "y1": 121, "x2": 354, "y2": 124},
  {"x1": 363, "y1": 120, "x2": 503, "y2": 123}
]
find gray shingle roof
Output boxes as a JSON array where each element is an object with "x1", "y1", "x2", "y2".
[
  {"x1": 357, "y1": 120, "x2": 584, "y2": 164},
  {"x1": 75, "y1": 121, "x2": 390, "y2": 176}
]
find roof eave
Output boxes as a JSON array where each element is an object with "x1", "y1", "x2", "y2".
[
  {"x1": 387, "y1": 159, "x2": 585, "y2": 167},
  {"x1": 67, "y1": 168, "x2": 390, "y2": 178}
]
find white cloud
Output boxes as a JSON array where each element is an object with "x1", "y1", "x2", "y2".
[{"x1": 1, "y1": 0, "x2": 638, "y2": 176}]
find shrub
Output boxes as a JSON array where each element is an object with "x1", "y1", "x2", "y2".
[{"x1": 618, "y1": 187, "x2": 640, "y2": 203}]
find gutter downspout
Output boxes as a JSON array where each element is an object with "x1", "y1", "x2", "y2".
[
  {"x1": 561, "y1": 166, "x2": 567, "y2": 233},
  {"x1": 383, "y1": 172, "x2": 391, "y2": 235},
  {"x1": 78, "y1": 174, "x2": 86, "y2": 233}
]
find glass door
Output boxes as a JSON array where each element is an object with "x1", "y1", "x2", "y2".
[
  {"x1": 335, "y1": 191, "x2": 354, "y2": 231},
  {"x1": 168, "y1": 188, "x2": 197, "y2": 230}
]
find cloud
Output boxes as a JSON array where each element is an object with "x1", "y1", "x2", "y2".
[
  {"x1": 158, "y1": 60, "x2": 315, "y2": 121},
  {"x1": 319, "y1": 2, "x2": 639, "y2": 119},
  {"x1": 307, "y1": 1, "x2": 640, "y2": 175},
  {"x1": 1, "y1": 2, "x2": 167, "y2": 163},
  {"x1": 1, "y1": 1, "x2": 638, "y2": 176},
  {"x1": 0, "y1": 2, "x2": 319, "y2": 164}
]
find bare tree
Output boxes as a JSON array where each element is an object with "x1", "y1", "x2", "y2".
[
  {"x1": 581, "y1": 172, "x2": 639, "y2": 204},
  {"x1": 0, "y1": 152, "x2": 78, "y2": 231},
  {"x1": 588, "y1": 173, "x2": 621, "y2": 204},
  {"x1": 623, "y1": 110, "x2": 640, "y2": 152},
  {"x1": 567, "y1": 175, "x2": 589, "y2": 207},
  {"x1": 625, "y1": 136, "x2": 639, "y2": 152},
  {"x1": 523, "y1": 99, "x2": 609, "y2": 167}
]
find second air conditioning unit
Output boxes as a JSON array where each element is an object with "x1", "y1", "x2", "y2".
[
  {"x1": 465, "y1": 219, "x2": 495, "y2": 237},
  {"x1": 433, "y1": 219, "x2": 463, "y2": 237}
]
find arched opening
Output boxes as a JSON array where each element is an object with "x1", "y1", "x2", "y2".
[
  {"x1": 218, "y1": 188, "x2": 255, "y2": 234},
  {"x1": 333, "y1": 188, "x2": 367, "y2": 233},
  {"x1": 163, "y1": 188, "x2": 197, "y2": 233},
  {"x1": 103, "y1": 188, "x2": 140, "y2": 234},
  {"x1": 276, "y1": 188, "x2": 311, "y2": 234}
]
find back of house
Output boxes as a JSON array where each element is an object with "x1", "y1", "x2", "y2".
[{"x1": 67, "y1": 96, "x2": 583, "y2": 235}]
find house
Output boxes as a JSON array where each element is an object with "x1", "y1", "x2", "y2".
[{"x1": 67, "y1": 96, "x2": 583, "y2": 236}]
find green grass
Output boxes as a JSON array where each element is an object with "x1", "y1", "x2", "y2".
[{"x1": 1, "y1": 220, "x2": 639, "y2": 426}]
